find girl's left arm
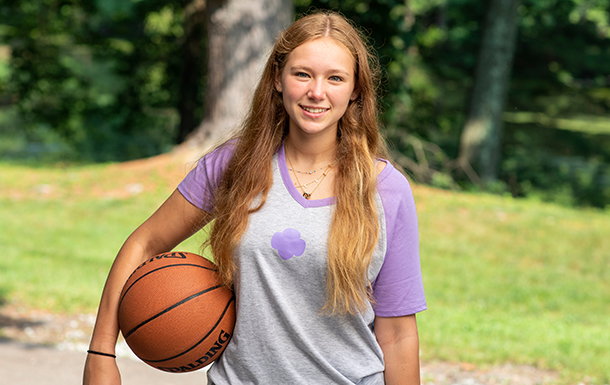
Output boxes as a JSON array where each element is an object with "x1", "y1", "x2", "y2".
[{"x1": 374, "y1": 314, "x2": 421, "y2": 385}]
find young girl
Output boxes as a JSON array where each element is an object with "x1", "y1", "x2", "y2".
[{"x1": 84, "y1": 11, "x2": 426, "y2": 385}]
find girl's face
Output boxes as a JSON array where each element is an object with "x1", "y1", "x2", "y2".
[{"x1": 276, "y1": 37, "x2": 358, "y2": 139}]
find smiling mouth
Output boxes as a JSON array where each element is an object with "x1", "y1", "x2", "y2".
[{"x1": 301, "y1": 106, "x2": 329, "y2": 114}]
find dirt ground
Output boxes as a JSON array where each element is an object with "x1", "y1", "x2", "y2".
[{"x1": 0, "y1": 303, "x2": 560, "y2": 385}]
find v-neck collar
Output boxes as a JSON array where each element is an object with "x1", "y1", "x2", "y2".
[{"x1": 278, "y1": 142, "x2": 336, "y2": 208}]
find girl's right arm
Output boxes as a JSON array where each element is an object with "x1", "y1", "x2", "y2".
[{"x1": 83, "y1": 189, "x2": 207, "y2": 385}]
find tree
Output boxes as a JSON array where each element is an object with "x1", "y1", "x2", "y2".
[
  {"x1": 458, "y1": 0, "x2": 522, "y2": 183},
  {"x1": 176, "y1": 0, "x2": 207, "y2": 143},
  {"x1": 185, "y1": 0, "x2": 293, "y2": 146},
  {"x1": 0, "y1": 0, "x2": 193, "y2": 161}
]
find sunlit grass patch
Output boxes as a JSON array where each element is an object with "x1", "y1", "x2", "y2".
[{"x1": 415, "y1": 186, "x2": 610, "y2": 384}]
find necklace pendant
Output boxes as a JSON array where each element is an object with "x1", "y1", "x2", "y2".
[{"x1": 302, "y1": 192, "x2": 312, "y2": 200}]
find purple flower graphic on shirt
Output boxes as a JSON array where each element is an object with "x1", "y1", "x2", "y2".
[{"x1": 271, "y1": 228, "x2": 306, "y2": 260}]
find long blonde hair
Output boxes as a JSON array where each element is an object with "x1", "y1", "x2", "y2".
[{"x1": 207, "y1": 11, "x2": 389, "y2": 315}]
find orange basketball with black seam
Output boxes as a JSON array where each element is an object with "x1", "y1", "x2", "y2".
[{"x1": 118, "y1": 251, "x2": 235, "y2": 373}]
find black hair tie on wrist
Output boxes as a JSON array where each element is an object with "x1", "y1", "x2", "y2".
[{"x1": 87, "y1": 349, "x2": 116, "y2": 358}]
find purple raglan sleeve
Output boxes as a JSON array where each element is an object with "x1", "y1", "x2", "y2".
[
  {"x1": 372, "y1": 162, "x2": 427, "y2": 317},
  {"x1": 177, "y1": 142, "x2": 235, "y2": 212}
]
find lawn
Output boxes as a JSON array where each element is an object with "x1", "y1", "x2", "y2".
[
  {"x1": 0, "y1": 155, "x2": 608, "y2": 384},
  {"x1": 414, "y1": 185, "x2": 610, "y2": 384}
]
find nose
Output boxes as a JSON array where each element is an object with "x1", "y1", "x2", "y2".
[{"x1": 307, "y1": 79, "x2": 326, "y2": 101}]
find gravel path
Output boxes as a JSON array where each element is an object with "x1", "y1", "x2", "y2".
[
  {"x1": 0, "y1": 304, "x2": 560, "y2": 384},
  {"x1": 0, "y1": 340, "x2": 208, "y2": 385}
]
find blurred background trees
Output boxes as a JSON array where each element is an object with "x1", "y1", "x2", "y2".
[
  {"x1": 1, "y1": 0, "x2": 609, "y2": 208},
  {"x1": 1, "y1": 0, "x2": 192, "y2": 160}
]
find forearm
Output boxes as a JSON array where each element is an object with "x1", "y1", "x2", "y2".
[
  {"x1": 375, "y1": 314, "x2": 421, "y2": 385},
  {"x1": 88, "y1": 235, "x2": 156, "y2": 353},
  {"x1": 382, "y1": 333, "x2": 420, "y2": 385}
]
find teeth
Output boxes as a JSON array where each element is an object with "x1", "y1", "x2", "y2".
[{"x1": 302, "y1": 107, "x2": 328, "y2": 113}]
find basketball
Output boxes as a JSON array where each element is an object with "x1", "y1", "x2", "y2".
[{"x1": 118, "y1": 251, "x2": 235, "y2": 373}]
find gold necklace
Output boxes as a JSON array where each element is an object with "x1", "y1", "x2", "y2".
[
  {"x1": 287, "y1": 156, "x2": 333, "y2": 200},
  {"x1": 288, "y1": 162, "x2": 334, "y2": 175},
  {"x1": 294, "y1": 174, "x2": 326, "y2": 189}
]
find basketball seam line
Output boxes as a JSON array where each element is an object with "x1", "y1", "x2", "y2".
[
  {"x1": 143, "y1": 296, "x2": 235, "y2": 364},
  {"x1": 123, "y1": 285, "x2": 224, "y2": 339},
  {"x1": 119, "y1": 263, "x2": 217, "y2": 307}
]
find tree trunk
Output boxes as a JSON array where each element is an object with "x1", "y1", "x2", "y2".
[
  {"x1": 185, "y1": 0, "x2": 293, "y2": 147},
  {"x1": 177, "y1": 0, "x2": 206, "y2": 143},
  {"x1": 458, "y1": 0, "x2": 521, "y2": 183}
]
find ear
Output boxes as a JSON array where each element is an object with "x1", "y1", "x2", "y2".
[
  {"x1": 274, "y1": 63, "x2": 282, "y2": 93},
  {"x1": 350, "y1": 88, "x2": 359, "y2": 101}
]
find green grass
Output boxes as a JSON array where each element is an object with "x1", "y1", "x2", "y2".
[
  {"x1": 1, "y1": 161, "x2": 609, "y2": 383},
  {"x1": 0, "y1": 159, "x2": 202, "y2": 311},
  {"x1": 0, "y1": 192, "x2": 204, "y2": 312}
]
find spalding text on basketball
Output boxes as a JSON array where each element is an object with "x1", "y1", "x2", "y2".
[
  {"x1": 128, "y1": 252, "x2": 188, "y2": 279},
  {"x1": 157, "y1": 329, "x2": 232, "y2": 373}
]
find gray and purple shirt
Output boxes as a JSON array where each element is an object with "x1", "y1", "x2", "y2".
[{"x1": 178, "y1": 142, "x2": 426, "y2": 384}]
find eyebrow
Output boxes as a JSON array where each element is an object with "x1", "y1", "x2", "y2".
[{"x1": 290, "y1": 65, "x2": 351, "y2": 77}]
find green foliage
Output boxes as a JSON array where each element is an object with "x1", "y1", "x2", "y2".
[
  {"x1": 513, "y1": 0, "x2": 610, "y2": 116},
  {"x1": 502, "y1": 123, "x2": 610, "y2": 208},
  {"x1": 0, "y1": 0, "x2": 202, "y2": 162},
  {"x1": 503, "y1": 0, "x2": 610, "y2": 208},
  {"x1": 296, "y1": 0, "x2": 610, "y2": 208}
]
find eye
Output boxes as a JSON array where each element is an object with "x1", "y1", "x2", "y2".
[
  {"x1": 296, "y1": 72, "x2": 309, "y2": 78},
  {"x1": 329, "y1": 75, "x2": 343, "y2": 82}
]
